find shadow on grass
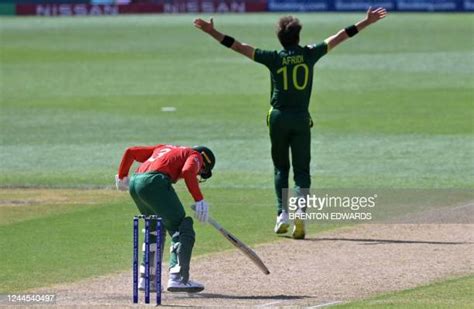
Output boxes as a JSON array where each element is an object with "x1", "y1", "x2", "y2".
[
  {"x1": 304, "y1": 237, "x2": 472, "y2": 245},
  {"x1": 169, "y1": 293, "x2": 312, "y2": 300}
]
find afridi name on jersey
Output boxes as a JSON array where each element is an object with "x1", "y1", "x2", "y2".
[{"x1": 253, "y1": 43, "x2": 328, "y2": 112}]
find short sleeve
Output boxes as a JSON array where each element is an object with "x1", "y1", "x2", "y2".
[
  {"x1": 305, "y1": 42, "x2": 328, "y2": 65},
  {"x1": 253, "y1": 48, "x2": 277, "y2": 68}
]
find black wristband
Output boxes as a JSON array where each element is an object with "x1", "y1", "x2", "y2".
[
  {"x1": 344, "y1": 25, "x2": 359, "y2": 37},
  {"x1": 220, "y1": 35, "x2": 235, "y2": 48}
]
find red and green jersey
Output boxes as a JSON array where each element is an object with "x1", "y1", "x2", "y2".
[
  {"x1": 118, "y1": 144, "x2": 204, "y2": 201},
  {"x1": 253, "y1": 43, "x2": 328, "y2": 112}
]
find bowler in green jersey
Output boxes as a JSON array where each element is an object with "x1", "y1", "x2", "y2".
[{"x1": 194, "y1": 8, "x2": 387, "y2": 239}]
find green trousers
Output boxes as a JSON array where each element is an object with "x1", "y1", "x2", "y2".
[
  {"x1": 268, "y1": 108, "x2": 312, "y2": 214},
  {"x1": 129, "y1": 172, "x2": 195, "y2": 282}
]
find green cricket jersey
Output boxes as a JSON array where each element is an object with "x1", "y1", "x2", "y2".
[{"x1": 253, "y1": 43, "x2": 328, "y2": 112}]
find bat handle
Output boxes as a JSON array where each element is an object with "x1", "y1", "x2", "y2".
[
  {"x1": 207, "y1": 217, "x2": 221, "y2": 229},
  {"x1": 190, "y1": 204, "x2": 221, "y2": 229}
]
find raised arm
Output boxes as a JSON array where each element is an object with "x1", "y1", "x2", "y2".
[
  {"x1": 324, "y1": 7, "x2": 387, "y2": 51},
  {"x1": 194, "y1": 18, "x2": 255, "y2": 60}
]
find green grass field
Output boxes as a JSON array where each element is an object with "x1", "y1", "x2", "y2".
[
  {"x1": 0, "y1": 13, "x2": 473, "y2": 303},
  {"x1": 1, "y1": 14, "x2": 473, "y2": 188},
  {"x1": 338, "y1": 275, "x2": 474, "y2": 308}
]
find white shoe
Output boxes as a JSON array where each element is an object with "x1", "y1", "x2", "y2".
[
  {"x1": 292, "y1": 209, "x2": 306, "y2": 239},
  {"x1": 274, "y1": 211, "x2": 289, "y2": 234},
  {"x1": 138, "y1": 277, "x2": 162, "y2": 292},
  {"x1": 167, "y1": 277, "x2": 204, "y2": 293}
]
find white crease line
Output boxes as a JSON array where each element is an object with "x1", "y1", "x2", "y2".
[
  {"x1": 306, "y1": 300, "x2": 343, "y2": 308},
  {"x1": 257, "y1": 300, "x2": 285, "y2": 307},
  {"x1": 452, "y1": 201, "x2": 474, "y2": 210}
]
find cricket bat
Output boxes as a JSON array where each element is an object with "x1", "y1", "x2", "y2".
[{"x1": 192, "y1": 205, "x2": 270, "y2": 275}]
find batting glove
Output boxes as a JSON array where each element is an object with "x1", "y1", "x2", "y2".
[
  {"x1": 194, "y1": 200, "x2": 209, "y2": 223},
  {"x1": 115, "y1": 174, "x2": 129, "y2": 191}
]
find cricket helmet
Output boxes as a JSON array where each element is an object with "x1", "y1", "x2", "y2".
[{"x1": 192, "y1": 146, "x2": 215, "y2": 180}]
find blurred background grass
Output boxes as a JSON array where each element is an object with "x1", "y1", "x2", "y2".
[{"x1": 1, "y1": 14, "x2": 473, "y2": 188}]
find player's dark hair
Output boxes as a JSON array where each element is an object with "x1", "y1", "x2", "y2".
[{"x1": 276, "y1": 16, "x2": 302, "y2": 49}]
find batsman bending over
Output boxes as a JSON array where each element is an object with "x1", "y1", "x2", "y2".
[
  {"x1": 194, "y1": 8, "x2": 387, "y2": 239},
  {"x1": 115, "y1": 144, "x2": 215, "y2": 292}
]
